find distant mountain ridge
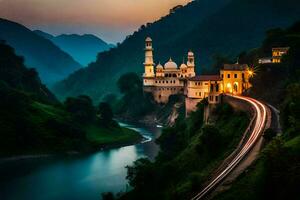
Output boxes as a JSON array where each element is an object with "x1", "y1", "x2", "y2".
[
  {"x1": 34, "y1": 30, "x2": 114, "y2": 66},
  {"x1": 0, "y1": 18, "x2": 82, "y2": 85}
]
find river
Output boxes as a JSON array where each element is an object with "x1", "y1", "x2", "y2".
[{"x1": 0, "y1": 122, "x2": 162, "y2": 200}]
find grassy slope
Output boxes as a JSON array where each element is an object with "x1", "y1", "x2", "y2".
[
  {"x1": 85, "y1": 125, "x2": 142, "y2": 146},
  {"x1": 168, "y1": 110, "x2": 249, "y2": 199}
]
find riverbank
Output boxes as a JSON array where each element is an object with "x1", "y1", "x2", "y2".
[
  {"x1": 0, "y1": 123, "x2": 144, "y2": 161},
  {"x1": 0, "y1": 123, "x2": 162, "y2": 200}
]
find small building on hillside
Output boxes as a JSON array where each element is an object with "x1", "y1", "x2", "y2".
[
  {"x1": 272, "y1": 47, "x2": 290, "y2": 63},
  {"x1": 258, "y1": 57, "x2": 273, "y2": 64},
  {"x1": 258, "y1": 47, "x2": 290, "y2": 64}
]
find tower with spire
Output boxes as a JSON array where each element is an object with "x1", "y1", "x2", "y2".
[
  {"x1": 143, "y1": 37, "x2": 155, "y2": 78},
  {"x1": 187, "y1": 50, "x2": 196, "y2": 77}
]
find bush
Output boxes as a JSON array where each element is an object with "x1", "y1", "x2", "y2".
[
  {"x1": 101, "y1": 192, "x2": 115, "y2": 200},
  {"x1": 263, "y1": 128, "x2": 277, "y2": 141}
]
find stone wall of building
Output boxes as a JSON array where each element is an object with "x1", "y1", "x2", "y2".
[{"x1": 144, "y1": 86, "x2": 184, "y2": 104}]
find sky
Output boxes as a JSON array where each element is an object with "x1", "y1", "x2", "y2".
[{"x1": 0, "y1": 0, "x2": 191, "y2": 43}]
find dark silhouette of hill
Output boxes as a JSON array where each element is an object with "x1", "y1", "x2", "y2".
[
  {"x1": 53, "y1": 0, "x2": 300, "y2": 102},
  {"x1": 34, "y1": 30, "x2": 114, "y2": 66},
  {"x1": 0, "y1": 18, "x2": 82, "y2": 85},
  {"x1": 0, "y1": 41, "x2": 57, "y2": 103}
]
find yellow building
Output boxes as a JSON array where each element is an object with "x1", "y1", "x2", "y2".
[
  {"x1": 220, "y1": 64, "x2": 252, "y2": 95},
  {"x1": 272, "y1": 47, "x2": 289, "y2": 63}
]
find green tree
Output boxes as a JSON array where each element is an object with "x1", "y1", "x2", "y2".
[
  {"x1": 101, "y1": 192, "x2": 115, "y2": 200},
  {"x1": 64, "y1": 95, "x2": 96, "y2": 123},
  {"x1": 117, "y1": 73, "x2": 141, "y2": 94},
  {"x1": 201, "y1": 125, "x2": 222, "y2": 156},
  {"x1": 98, "y1": 102, "x2": 113, "y2": 124}
]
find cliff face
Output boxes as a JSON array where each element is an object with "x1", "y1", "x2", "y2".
[{"x1": 117, "y1": 95, "x2": 185, "y2": 126}]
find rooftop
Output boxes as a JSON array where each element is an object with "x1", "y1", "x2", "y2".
[
  {"x1": 223, "y1": 64, "x2": 248, "y2": 71},
  {"x1": 272, "y1": 47, "x2": 290, "y2": 51},
  {"x1": 189, "y1": 75, "x2": 222, "y2": 81}
]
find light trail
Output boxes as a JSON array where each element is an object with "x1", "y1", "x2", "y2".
[{"x1": 191, "y1": 95, "x2": 268, "y2": 200}]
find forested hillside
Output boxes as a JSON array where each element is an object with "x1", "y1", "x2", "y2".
[
  {"x1": 0, "y1": 18, "x2": 82, "y2": 85},
  {"x1": 53, "y1": 0, "x2": 300, "y2": 102},
  {"x1": 0, "y1": 42, "x2": 141, "y2": 157}
]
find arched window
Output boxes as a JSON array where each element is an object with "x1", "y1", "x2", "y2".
[
  {"x1": 234, "y1": 83, "x2": 238, "y2": 93},
  {"x1": 216, "y1": 84, "x2": 219, "y2": 92}
]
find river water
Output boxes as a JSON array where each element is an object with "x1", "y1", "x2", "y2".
[{"x1": 0, "y1": 122, "x2": 162, "y2": 200}]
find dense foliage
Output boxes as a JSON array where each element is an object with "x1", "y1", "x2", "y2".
[
  {"x1": 113, "y1": 73, "x2": 156, "y2": 118},
  {"x1": 118, "y1": 102, "x2": 249, "y2": 200},
  {"x1": 53, "y1": 0, "x2": 300, "y2": 102}
]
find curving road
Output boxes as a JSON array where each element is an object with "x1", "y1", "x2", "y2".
[{"x1": 191, "y1": 95, "x2": 268, "y2": 200}]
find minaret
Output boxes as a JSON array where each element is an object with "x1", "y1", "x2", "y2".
[
  {"x1": 143, "y1": 37, "x2": 155, "y2": 77},
  {"x1": 187, "y1": 50, "x2": 196, "y2": 77}
]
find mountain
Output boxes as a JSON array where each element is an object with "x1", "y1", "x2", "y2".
[
  {"x1": 53, "y1": 0, "x2": 300, "y2": 102},
  {"x1": 0, "y1": 18, "x2": 82, "y2": 85},
  {"x1": 34, "y1": 30, "x2": 114, "y2": 66}
]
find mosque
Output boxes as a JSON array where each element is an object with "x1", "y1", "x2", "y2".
[{"x1": 142, "y1": 37, "x2": 253, "y2": 113}]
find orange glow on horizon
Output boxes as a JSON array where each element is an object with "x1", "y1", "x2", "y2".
[{"x1": 0, "y1": 0, "x2": 192, "y2": 42}]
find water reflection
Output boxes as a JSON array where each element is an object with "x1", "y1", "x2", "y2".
[{"x1": 0, "y1": 122, "x2": 162, "y2": 200}]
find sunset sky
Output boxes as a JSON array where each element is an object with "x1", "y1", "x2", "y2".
[{"x1": 0, "y1": 0, "x2": 191, "y2": 43}]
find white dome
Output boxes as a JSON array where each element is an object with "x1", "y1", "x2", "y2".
[
  {"x1": 145, "y1": 37, "x2": 152, "y2": 42},
  {"x1": 180, "y1": 63, "x2": 187, "y2": 69},
  {"x1": 156, "y1": 63, "x2": 163, "y2": 69},
  {"x1": 164, "y1": 58, "x2": 178, "y2": 69},
  {"x1": 188, "y1": 51, "x2": 194, "y2": 56}
]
